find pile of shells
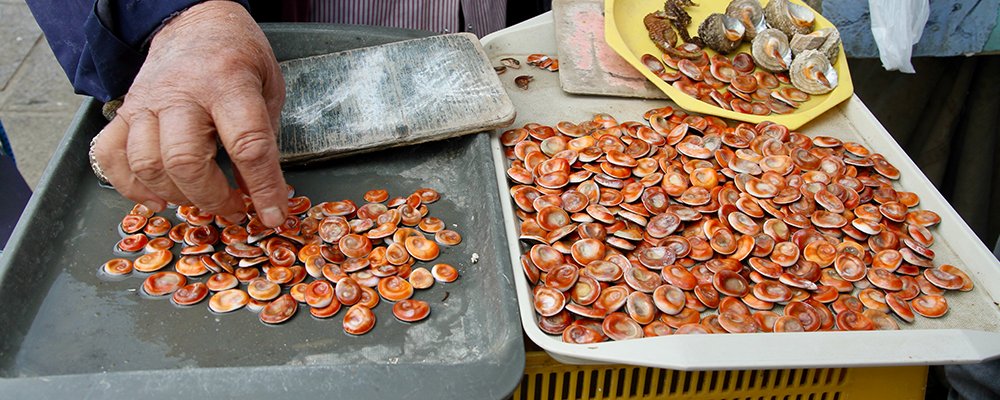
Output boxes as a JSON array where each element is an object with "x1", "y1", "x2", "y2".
[
  {"x1": 100, "y1": 187, "x2": 462, "y2": 334},
  {"x1": 500, "y1": 108, "x2": 973, "y2": 342},
  {"x1": 642, "y1": 47, "x2": 812, "y2": 115},
  {"x1": 700, "y1": 0, "x2": 838, "y2": 61},
  {"x1": 645, "y1": 0, "x2": 841, "y2": 114},
  {"x1": 751, "y1": 26, "x2": 839, "y2": 96},
  {"x1": 713, "y1": 0, "x2": 840, "y2": 94}
]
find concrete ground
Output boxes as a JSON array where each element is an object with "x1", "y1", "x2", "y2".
[{"x1": 0, "y1": 0, "x2": 85, "y2": 189}]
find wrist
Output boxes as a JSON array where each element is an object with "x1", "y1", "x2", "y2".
[
  {"x1": 96, "y1": 0, "x2": 251, "y2": 51},
  {"x1": 153, "y1": 1, "x2": 251, "y2": 48}
]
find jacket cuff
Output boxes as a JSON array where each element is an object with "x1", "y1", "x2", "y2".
[
  {"x1": 100, "y1": 0, "x2": 251, "y2": 50},
  {"x1": 81, "y1": 0, "x2": 251, "y2": 101}
]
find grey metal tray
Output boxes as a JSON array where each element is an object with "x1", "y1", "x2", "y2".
[{"x1": 0, "y1": 24, "x2": 523, "y2": 398}]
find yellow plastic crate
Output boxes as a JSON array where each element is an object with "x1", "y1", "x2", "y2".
[{"x1": 514, "y1": 351, "x2": 927, "y2": 400}]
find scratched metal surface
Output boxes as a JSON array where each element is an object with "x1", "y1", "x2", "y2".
[
  {"x1": 278, "y1": 32, "x2": 515, "y2": 164},
  {"x1": 0, "y1": 24, "x2": 523, "y2": 399}
]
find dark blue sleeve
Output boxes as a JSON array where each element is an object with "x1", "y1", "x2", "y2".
[{"x1": 25, "y1": 0, "x2": 250, "y2": 102}]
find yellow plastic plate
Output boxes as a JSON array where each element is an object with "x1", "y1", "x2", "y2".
[{"x1": 604, "y1": 0, "x2": 853, "y2": 129}]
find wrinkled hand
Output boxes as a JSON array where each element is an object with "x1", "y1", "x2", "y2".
[{"x1": 92, "y1": 0, "x2": 288, "y2": 227}]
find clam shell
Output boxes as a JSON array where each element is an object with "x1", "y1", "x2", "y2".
[
  {"x1": 764, "y1": 0, "x2": 815, "y2": 37},
  {"x1": 725, "y1": 0, "x2": 765, "y2": 40},
  {"x1": 789, "y1": 49, "x2": 838, "y2": 94},
  {"x1": 698, "y1": 13, "x2": 745, "y2": 54},
  {"x1": 751, "y1": 29, "x2": 792, "y2": 72}
]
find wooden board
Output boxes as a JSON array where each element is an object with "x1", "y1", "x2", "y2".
[
  {"x1": 552, "y1": 0, "x2": 666, "y2": 99},
  {"x1": 278, "y1": 33, "x2": 515, "y2": 165}
]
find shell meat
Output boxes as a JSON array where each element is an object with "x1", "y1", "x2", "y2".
[
  {"x1": 725, "y1": 0, "x2": 766, "y2": 40},
  {"x1": 751, "y1": 29, "x2": 792, "y2": 72},
  {"x1": 789, "y1": 49, "x2": 838, "y2": 95},
  {"x1": 764, "y1": 0, "x2": 815, "y2": 37},
  {"x1": 698, "y1": 13, "x2": 745, "y2": 54}
]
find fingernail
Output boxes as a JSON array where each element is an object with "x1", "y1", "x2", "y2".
[
  {"x1": 143, "y1": 201, "x2": 164, "y2": 213},
  {"x1": 260, "y1": 206, "x2": 285, "y2": 228},
  {"x1": 225, "y1": 213, "x2": 246, "y2": 224}
]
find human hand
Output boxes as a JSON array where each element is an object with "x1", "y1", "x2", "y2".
[{"x1": 91, "y1": 0, "x2": 288, "y2": 227}]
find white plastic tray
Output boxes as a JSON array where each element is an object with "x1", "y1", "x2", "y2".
[{"x1": 482, "y1": 13, "x2": 1000, "y2": 370}]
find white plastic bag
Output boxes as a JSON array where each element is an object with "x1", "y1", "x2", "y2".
[{"x1": 868, "y1": 0, "x2": 930, "y2": 73}]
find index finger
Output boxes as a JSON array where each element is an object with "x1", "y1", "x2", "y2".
[
  {"x1": 212, "y1": 87, "x2": 288, "y2": 228},
  {"x1": 159, "y1": 105, "x2": 246, "y2": 219}
]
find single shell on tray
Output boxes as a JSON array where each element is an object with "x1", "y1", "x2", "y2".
[
  {"x1": 393, "y1": 299, "x2": 431, "y2": 322},
  {"x1": 725, "y1": 0, "x2": 766, "y2": 40},
  {"x1": 209, "y1": 289, "x2": 249, "y2": 313},
  {"x1": 790, "y1": 27, "x2": 841, "y2": 63},
  {"x1": 343, "y1": 304, "x2": 376, "y2": 335},
  {"x1": 698, "y1": 13, "x2": 745, "y2": 54},
  {"x1": 789, "y1": 30, "x2": 828, "y2": 56},
  {"x1": 789, "y1": 49, "x2": 838, "y2": 94},
  {"x1": 817, "y1": 27, "x2": 842, "y2": 64},
  {"x1": 751, "y1": 29, "x2": 792, "y2": 72},
  {"x1": 764, "y1": 0, "x2": 815, "y2": 37},
  {"x1": 260, "y1": 294, "x2": 298, "y2": 325},
  {"x1": 172, "y1": 282, "x2": 208, "y2": 306}
]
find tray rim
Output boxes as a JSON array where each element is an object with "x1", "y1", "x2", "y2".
[
  {"x1": 484, "y1": 12, "x2": 1000, "y2": 370},
  {"x1": 603, "y1": 0, "x2": 854, "y2": 130},
  {"x1": 0, "y1": 24, "x2": 525, "y2": 399},
  {"x1": 0, "y1": 99, "x2": 525, "y2": 399}
]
